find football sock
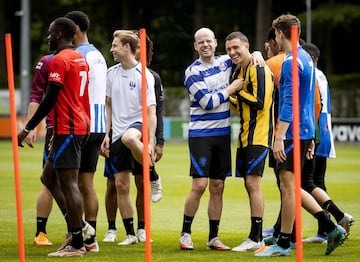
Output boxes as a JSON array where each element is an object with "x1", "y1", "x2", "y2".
[
  {"x1": 181, "y1": 215, "x2": 193, "y2": 234},
  {"x1": 138, "y1": 220, "x2": 145, "y2": 230},
  {"x1": 36, "y1": 217, "x2": 48, "y2": 236},
  {"x1": 277, "y1": 232, "x2": 291, "y2": 249},
  {"x1": 314, "y1": 211, "x2": 336, "y2": 233},
  {"x1": 322, "y1": 200, "x2": 344, "y2": 222},
  {"x1": 108, "y1": 220, "x2": 116, "y2": 230},
  {"x1": 249, "y1": 217, "x2": 263, "y2": 242},
  {"x1": 209, "y1": 220, "x2": 220, "y2": 241},
  {"x1": 71, "y1": 228, "x2": 83, "y2": 249},
  {"x1": 150, "y1": 166, "x2": 159, "y2": 181},
  {"x1": 123, "y1": 218, "x2": 135, "y2": 236}
]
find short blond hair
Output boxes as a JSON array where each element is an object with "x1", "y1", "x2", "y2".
[{"x1": 113, "y1": 30, "x2": 139, "y2": 54}]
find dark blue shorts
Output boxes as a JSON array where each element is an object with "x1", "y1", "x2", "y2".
[
  {"x1": 188, "y1": 135, "x2": 231, "y2": 180},
  {"x1": 47, "y1": 134, "x2": 87, "y2": 169},
  {"x1": 235, "y1": 145, "x2": 269, "y2": 177}
]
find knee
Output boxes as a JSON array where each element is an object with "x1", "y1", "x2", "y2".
[
  {"x1": 301, "y1": 177, "x2": 316, "y2": 193},
  {"x1": 209, "y1": 180, "x2": 224, "y2": 195},
  {"x1": 245, "y1": 177, "x2": 260, "y2": 194},
  {"x1": 115, "y1": 180, "x2": 129, "y2": 194},
  {"x1": 121, "y1": 134, "x2": 137, "y2": 150}
]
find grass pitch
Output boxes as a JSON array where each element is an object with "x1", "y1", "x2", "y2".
[{"x1": 0, "y1": 140, "x2": 359, "y2": 261}]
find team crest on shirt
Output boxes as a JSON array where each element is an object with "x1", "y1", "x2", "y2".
[
  {"x1": 129, "y1": 81, "x2": 136, "y2": 90},
  {"x1": 219, "y1": 62, "x2": 227, "y2": 71}
]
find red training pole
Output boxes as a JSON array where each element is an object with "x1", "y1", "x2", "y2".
[
  {"x1": 5, "y1": 33, "x2": 26, "y2": 262},
  {"x1": 291, "y1": 26, "x2": 303, "y2": 262},
  {"x1": 139, "y1": 28, "x2": 152, "y2": 262}
]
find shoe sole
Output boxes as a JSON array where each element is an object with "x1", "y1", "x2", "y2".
[
  {"x1": 103, "y1": 239, "x2": 116, "y2": 242},
  {"x1": 180, "y1": 245, "x2": 194, "y2": 250},
  {"x1": 208, "y1": 246, "x2": 230, "y2": 251},
  {"x1": 325, "y1": 232, "x2": 348, "y2": 255},
  {"x1": 34, "y1": 241, "x2": 53, "y2": 246}
]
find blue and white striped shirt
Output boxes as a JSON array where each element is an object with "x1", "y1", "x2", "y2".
[
  {"x1": 77, "y1": 43, "x2": 107, "y2": 133},
  {"x1": 184, "y1": 55, "x2": 234, "y2": 138}
]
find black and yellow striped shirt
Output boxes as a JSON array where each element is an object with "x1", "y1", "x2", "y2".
[{"x1": 231, "y1": 63, "x2": 275, "y2": 148}]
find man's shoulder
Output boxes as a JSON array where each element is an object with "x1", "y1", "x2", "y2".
[{"x1": 107, "y1": 63, "x2": 121, "y2": 73}]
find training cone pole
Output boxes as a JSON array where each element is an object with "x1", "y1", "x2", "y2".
[
  {"x1": 140, "y1": 28, "x2": 152, "y2": 262},
  {"x1": 5, "y1": 33, "x2": 26, "y2": 262},
  {"x1": 291, "y1": 26, "x2": 303, "y2": 262}
]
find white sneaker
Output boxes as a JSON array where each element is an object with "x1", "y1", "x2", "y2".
[
  {"x1": 103, "y1": 229, "x2": 117, "y2": 242},
  {"x1": 151, "y1": 176, "x2": 163, "y2": 202},
  {"x1": 82, "y1": 221, "x2": 95, "y2": 241},
  {"x1": 207, "y1": 237, "x2": 230, "y2": 250},
  {"x1": 136, "y1": 229, "x2": 153, "y2": 243},
  {"x1": 338, "y1": 213, "x2": 355, "y2": 233},
  {"x1": 84, "y1": 238, "x2": 100, "y2": 252},
  {"x1": 179, "y1": 233, "x2": 194, "y2": 250},
  {"x1": 48, "y1": 245, "x2": 86, "y2": 257},
  {"x1": 118, "y1": 234, "x2": 138, "y2": 246},
  {"x1": 302, "y1": 234, "x2": 327, "y2": 244},
  {"x1": 232, "y1": 238, "x2": 265, "y2": 252}
]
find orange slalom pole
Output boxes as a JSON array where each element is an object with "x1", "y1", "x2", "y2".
[
  {"x1": 291, "y1": 26, "x2": 303, "y2": 261},
  {"x1": 139, "y1": 28, "x2": 152, "y2": 262},
  {"x1": 5, "y1": 33, "x2": 26, "y2": 262}
]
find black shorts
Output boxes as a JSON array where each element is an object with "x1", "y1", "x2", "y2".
[
  {"x1": 79, "y1": 133, "x2": 106, "y2": 173},
  {"x1": 133, "y1": 161, "x2": 143, "y2": 176},
  {"x1": 188, "y1": 135, "x2": 231, "y2": 180},
  {"x1": 47, "y1": 134, "x2": 87, "y2": 169},
  {"x1": 103, "y1": 137, "x2": 135, "y2": 179},
  {"x1": 235, "y1": 145, "x2": 269, "y2": 177},
  {"x1": 276, "y1": 139, "x2": 312, "y2": 172}
]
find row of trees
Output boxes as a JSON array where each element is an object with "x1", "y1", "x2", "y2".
[{"x1": 1, "y1": 0, "x2": 360, "y2": 116}]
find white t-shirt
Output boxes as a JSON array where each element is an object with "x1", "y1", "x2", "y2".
[
  {"x1": 76, "y1": 43, "x2": 107, "y2": 133},
  {"x1": 106, "y1": 62, "x2": 156, "y2": 142}
]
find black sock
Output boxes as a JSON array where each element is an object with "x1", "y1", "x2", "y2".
[
  {"x1": 277, "y1": 232, "x2": 291, "y2": 249},
  {"x1": 71, "y1": 228, "x2": 83, "y2": 249},
  {"x1": 87, "y1": 220, "x2": 96, "y2": 232},
  {"x1": 209, "y1": 220, "x2": 219, "y2": 241},
  {"x1": 138, "y1": 220, "x2": 145, "y2": 230},
  {"x1": 249, "y1": 217, "x2": 262, "y2": 242},
  {"x1": 123, "y1": 218, "x2": 135, "y2": 236},
  {"x1": 181, "y1": 215, "x2": 193, "y2": 234},
  {"x1": 318, "y1": 213, "x2": 329, "y2": 235},
  {"x1": 322, "y1": 200, "x2": 344, "y2": 222},
  {"x1": 150, "y1": 166, "x2": 159, "y2": 181},
  {"x1": 36, "y1": 217, "x2": 48, "y2": 236},
  {"x1": 314, "y1": 211, "x2": 336, "y2": 233},
  {"x1": 108, "y1": 220, "x2": 116, "y2": 230}
]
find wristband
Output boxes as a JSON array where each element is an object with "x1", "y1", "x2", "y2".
[{"x1": 23, "y1": 128, "x2": 30, "y2": 134}]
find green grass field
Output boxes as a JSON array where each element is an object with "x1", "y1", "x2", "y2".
[{"x1": 0, "y1": 140, "x2": 359, "y2": 261}]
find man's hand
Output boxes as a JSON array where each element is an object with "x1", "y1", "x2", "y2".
[
  {"x1": 18, "y1": 129, "x2": 30, "y2": 148},
  {"x1": 273, "y1": 138, "x2": 286, "y2": 163},
  {"x1": 24, "y1": 130, "x2": 37, "y2": 148},
  {"x1": 154, "y1": 144, "x2": 164, "y2": 162},
  {"x1": 252, "y1": 51, "x2": 265, "y2": 67},
  {"x1": 306, "y1": 140, "x2": 315, "y2": 160},
  {"x1": 100, "y1": 134, "x2": 110, "y2": 158}
]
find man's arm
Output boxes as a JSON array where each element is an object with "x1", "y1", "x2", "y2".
[
  {"x1": 100, "y1": 96, "x2": 112, "y2": 158},
  {"x1": 24, "y1": 102, "x2": 40, "y2": 147},
  {"x1": 18, "y1": 83, "x2": 60, "y2": 147},
  {"x1": 152, "y1": 70, "x2": 165, "y2": 161}
]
